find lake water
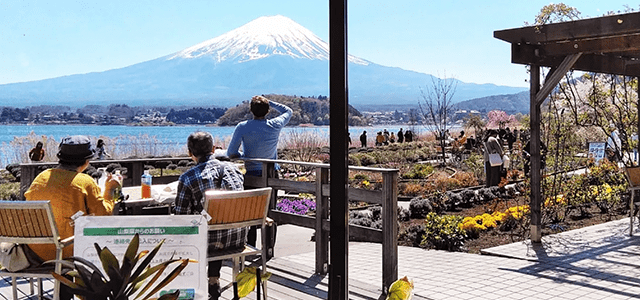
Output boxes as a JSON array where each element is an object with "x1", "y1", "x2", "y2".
[{"x1": 0, "y1": 124, "x2": 421, "y2": 167}]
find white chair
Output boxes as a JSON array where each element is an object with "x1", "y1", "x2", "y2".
[
  {"x1": 204, "y1": 187, "x2": 272, "y2": 299},
  {"x1": 0, "y1": 200, "x2": 73, "y2": 300}
]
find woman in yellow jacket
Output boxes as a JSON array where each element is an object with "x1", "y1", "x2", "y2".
[{"x1": 25, "y1": 136, "x2": 118, "y2": 261}]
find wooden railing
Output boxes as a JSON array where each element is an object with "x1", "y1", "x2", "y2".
[
  {"x1": 19, "y1": 157, "x2": 190, "y2": 198},
  {"x1": 244, "y1": 158, "x2": 398, "y2": 291},
  {"x1": 19, "y1": 157, "x2": 400, "y2": 290}
]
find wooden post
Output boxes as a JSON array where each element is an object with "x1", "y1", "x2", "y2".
[
  {"x1": 315, "y1": 167, "x2": 329, "y2": 274},
  {"x1": 530, "y1": 64, "x2": 542, "y2": 243},
  {"x1": 637, "y1": 77, "x2": 640, "y2": 167},
  {"x1": 381, "y1": 171, "x2": 398, "y2": 293},
  {"x1": 328, "y1": 0, "x2": 349, "y2": 298},
  {"x1": 19, "y1": 164, "x2": 39, "y2": 199},
  {"x1": 264, "y1": 162, "x2": 277, "y2": 210},
  {"x1": 130, "y1": 162, "x2": 143, "y2": 186}
]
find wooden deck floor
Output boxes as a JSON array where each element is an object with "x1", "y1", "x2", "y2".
[
  {"x1": 217, "y1": 258, "x2": 386, "y2": 300},
  {"x1": 0, "y1": 259, "x2": 387, "y2": 300}
]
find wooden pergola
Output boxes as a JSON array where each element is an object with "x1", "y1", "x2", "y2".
[{"x1": 494, "y1": 11, "x2": 640, "y2": 242}]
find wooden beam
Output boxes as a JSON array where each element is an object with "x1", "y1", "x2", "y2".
[
  {"x1": 536, "y1": 53, "x2": 582, "y2": 106},
  {"x1": 543, "y1": 34, "x2": 640, "y2": 56},
  {"x1": 511, "y1": 43, "x2": 640, "y2": 77},
  {"x1": 494, "y1": 11, "x2": 640, "y2": 44}
]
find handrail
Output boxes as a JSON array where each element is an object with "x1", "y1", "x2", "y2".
[
  {"x1": 19, "y1": 157, "x2": 190, "y2": 198},
  {"x1": 243, "y1": 158, "x2": 399, "y2": 291}
]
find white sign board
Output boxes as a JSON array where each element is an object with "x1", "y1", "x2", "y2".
[
  {"x1": 588, "y1": 142, "x2": 606, "y2": 162},
  {"x1": 74, "y1": 215, "x2": 208, "y2": 300}
]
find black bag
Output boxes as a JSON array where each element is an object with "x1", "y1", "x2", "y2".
[{"x1": 264, "y1": 221, "x2": 277, "y2": 261}]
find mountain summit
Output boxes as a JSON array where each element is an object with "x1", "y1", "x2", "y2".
[
  {"x1": 170, "y1": 15, "x2": 367, "y2": 65},
  {"x1": 0, "y1": 15, "x2": 525, "y2": 108}
]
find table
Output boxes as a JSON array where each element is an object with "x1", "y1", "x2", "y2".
[{"x1": 113, "y1": 185, "x2": 172, "y2": 215}]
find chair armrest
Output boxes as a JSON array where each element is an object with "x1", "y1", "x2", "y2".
[{"x1": 60, "y1": 236, "x2": 74, "y2": 247}]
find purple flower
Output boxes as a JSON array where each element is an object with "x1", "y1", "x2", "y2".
[{"x1": 276, "y1": 198, "x2": 317, "y2": 215}]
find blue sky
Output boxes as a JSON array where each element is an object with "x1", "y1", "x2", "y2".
[{"x1": 1, "y1": 1, "x2": 636, "y2": 88}]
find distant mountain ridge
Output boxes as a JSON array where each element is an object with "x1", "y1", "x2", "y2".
[
  {"x1": 455, "y1": 91, "x2": 529, "y2": 114},
  {"x1": 0, "y1": 15, "x2": 526, "y2": 108}
]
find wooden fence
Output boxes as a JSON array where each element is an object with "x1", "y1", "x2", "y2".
[
  {"x1": 19, "y1": 157, "x2": 190, "y2": 198},
  {"x1": 19, "y1": 157, "x2": 399, "y2": 291},
  {"x1": 244, "y1": 158, "x2": 398, "y2": 291}
]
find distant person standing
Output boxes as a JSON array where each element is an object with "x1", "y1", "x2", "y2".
[
  {"x1": 375, "y1": 132, "x2": 385, "y2": 146},
  {"x1": 397, "y1": 128, "x2": 404, "y2": 143},
  {"x1": 484, "y1": 129, "x2": 504, "y2": 187},
  {"x1": 390, "y1": 132, "x2": 396, "y2": 143},
  {"x1": 29, "y1": 141, "x2": 46, "y2": 162},
  {"x1": 227, "y1": 95, "x2": 293, "y2": 177},
  {"x1": 96, "y1": 139, "x2": 111, "y2": 160},
  {"x1": 404, "y1": 130, "x2": 413, "y2": 143},
  {"x1": 360, "y1": 130, "x2": 367, "y2": 148},
  {"x1": 383, "y1": 129, "x2": 390, "y2": 145}
]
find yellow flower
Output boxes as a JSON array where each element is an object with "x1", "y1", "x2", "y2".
[
  {"x1": 481, "y1": 213, "x2": 497, "y2": 228},
  {"x1": 491, "y1": 211, "x2": 507, "y2": 222},
  {"x1": 506, "y1": 205, "x2": 529, "y2": 219},
  {"x1": 544, "y1": 194, "x2": 565, "y2": 207},
  {"x1": 363, "y1": 180, "x2": 370, "y2": 187}
]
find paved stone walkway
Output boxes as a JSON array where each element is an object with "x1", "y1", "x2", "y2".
[{"x1": 279, "y1": 218, "x2": 640, "y2": 299}]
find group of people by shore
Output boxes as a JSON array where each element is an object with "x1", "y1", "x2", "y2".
[
  {"x1": 20, "y1": 95, "x2": 291, "y2": 300},
  {"x1": 359, "y1": 128, "x2": 414, "y2": 148}
]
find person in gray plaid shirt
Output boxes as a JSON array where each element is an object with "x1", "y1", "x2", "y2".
[{"x1": 174, "y1": 131, "x2": 246, "y2": 299}]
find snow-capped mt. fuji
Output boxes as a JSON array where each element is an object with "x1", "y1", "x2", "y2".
[
  {"x1": 170, "y1": 15, "x2": 367, "y2": 65},
  {"x1": 0, "y1": 15, "x2": 525, "y2": 108}
]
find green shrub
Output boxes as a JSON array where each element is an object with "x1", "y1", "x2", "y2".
[
  {"x1": 353, "y1": 173, "x2": 369, "y2": 181},
  {"x1": 399, "y1": 223, "x2": 425, "y2": 247},
  {"x1": 420, "y1": 212, "x2": 466, "y2": 251},
  {"x1": 369, "y1": 152, "x2": 389, "y2": 164},
  {"x1": 348, "y1": 154, "x2": 361, "y2": 166},
  {"x1": 401, "y1": 164, "x2": 434, "y2": 179},
  {"x1": 354, "y1": 153, "x2": 376, "y2": 166},
  {"x1": 0, "y1": 182, "x2": 19, "y2": 200}
]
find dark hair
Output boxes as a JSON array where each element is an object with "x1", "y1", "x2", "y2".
[
  {"x1": 187, "y1": 131, "x2": 213, "y2": 158},
  {"x1": 250, "y1": 96, "x2": 270, "y2": 118},
  {"x1": 36, "y1": 142, "x2": 43, "y2": 148},
  {"x1": 97, "y1": 139, "x2": 105, "y2": 147},
  {"x1": 59, "y1": 159, "x2": 87, "y2": 168}
]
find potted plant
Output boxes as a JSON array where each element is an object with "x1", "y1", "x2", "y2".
[{"x1": 48, "y1": 233, "x2": 194, "y2": 300}]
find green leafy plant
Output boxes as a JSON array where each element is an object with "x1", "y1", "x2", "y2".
[
  {"x1": 420, "y1": 212, "x2": 466, "y2": 251},
  {"x1": 49, "y1": 233, "x2": 193, "y2": 300},
  {"x1": 401, "y1": 164, "x2": 434, "y2": 179}
]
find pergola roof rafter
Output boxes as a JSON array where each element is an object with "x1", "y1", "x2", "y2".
[{"x1": 495, "y1": 11, "x2": 640, "y2": 77}]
